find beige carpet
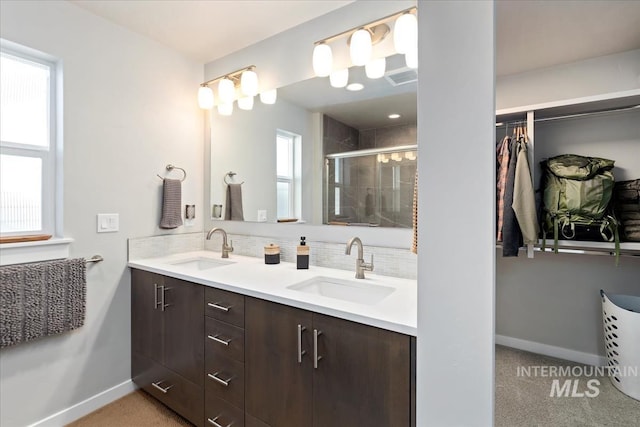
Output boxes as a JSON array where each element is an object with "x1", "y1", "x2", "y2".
[
  {"x1": 69, "y1": 346, "x2": 639, "y2": 426},
  {"x1": 67, "y1": 390, "x2": 192, "y2": 427}
]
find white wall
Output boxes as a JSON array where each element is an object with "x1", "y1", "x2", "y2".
[
  {"x1": 496, "y1": 49, "x2": 640, "y2": 110},
  {"x1": 0, "y1": 1, "x2": 204, "y2": 426},
  {"x1": 210, "y1": 98, "x2": 315, "y2": 223},
  {"x1": 417, "y1": 2, "x2": 495, "y2": 425}
]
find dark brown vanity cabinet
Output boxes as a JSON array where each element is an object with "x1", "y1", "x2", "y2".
[
  {"x1": 131, "y1": 270, "x2": 414, "y2": 427},
  {"x1": 131, "y1": 269, "x2": 204, "y2": 426},
  {"x1": 204, "y1": 287, "x2": 246, "y2": 427},
  {"x1": 245, "y1": 297, "x2": 414, "y2": 427}
]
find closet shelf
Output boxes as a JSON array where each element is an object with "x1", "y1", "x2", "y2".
[{"x1": 496, "y1": 240, "x2": 640, "y2": 257}]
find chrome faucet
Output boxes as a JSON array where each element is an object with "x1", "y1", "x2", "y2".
[
  {"x1": 345, "y1": 237, "x2": 374, "y2": 279},
  {"x1": 206, "y1": 227, "x2": 234, "y2": 258}
]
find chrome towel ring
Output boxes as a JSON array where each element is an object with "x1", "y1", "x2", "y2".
[
  {"x1": 157, "y1": 164, "x2": 186, "y2": 182},
  {"x1": 224, "y1": 171, "x2": 244, "y2": 185}
]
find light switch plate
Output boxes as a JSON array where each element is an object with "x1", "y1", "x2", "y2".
[
  {"x1": 97, "y1": 213, "x2": 119, "y2": 233},
  {"x1": 257, "y1": 210, "x2": 267, "y2": 222}
]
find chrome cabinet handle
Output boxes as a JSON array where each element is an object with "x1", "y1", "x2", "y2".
[
  {"x1": 313, "y1": 329, "x2": 323, "y2": 369},
  {"x1": 208, "y1": 334, "x2": 232, "y2": 346},
  {"x1": 208, "y1": 372, "x2": 233, "y2": 387},
  {"x1": 160, "y1": 286, "x2": 171, "y2": 311},
  {"x1": 207, "y1": 302, "x2": 231, "y2": 312},
  {"x1": 297, "y1": 324, "x2": 307, "y2": 363},
  {"x1": 207, "y1": 416, "x2": 232, "y2": 427},
  {"x1": 151, "y1": 381, "x2": 173, "y2": 394},
  {"x1": 153, "y1": 283, "x2": 161, "y2": 309}
]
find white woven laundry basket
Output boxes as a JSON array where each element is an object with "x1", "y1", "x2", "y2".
[{"x1": 601, "y1": 290, "x2": 640, "y2": 401}]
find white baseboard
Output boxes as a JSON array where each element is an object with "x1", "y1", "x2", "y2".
[
  {"x1": 496, "y1": 334, "x2": 607, "y2": 367},
  {"x1": 28, "y1": 379, "x2": 136, "y2": 427}
]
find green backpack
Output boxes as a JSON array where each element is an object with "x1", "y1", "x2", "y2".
[{"x1": 541, "y1": 154, "x2": 619, "y2": 256}]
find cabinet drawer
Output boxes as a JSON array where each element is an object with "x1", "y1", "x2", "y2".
[
  {"x1": 133, "y1": 353, "x2": 204, "y2": 426},
  {"x1": 205, "y1": 394, "x2": 244, "y2": 427},
  {"x1": 205, "y1": 287, "x2": 245, "y2": 327},
  {"x1": 205, "y1": 352, "x2": 245, "y2": 408},
  {"x1": 206, "y1": 317, "x2": 245, "y2": 362}
]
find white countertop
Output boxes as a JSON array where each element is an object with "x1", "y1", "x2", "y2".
[{"x1": 128, "y1": 251, "x2": 417, "y2": 336}]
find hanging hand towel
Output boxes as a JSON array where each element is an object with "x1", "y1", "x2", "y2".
[
  {"x1": 0, "y1": 258, "x2": 86, "y2": 348},
  {"x1": 411, "y1": 171, "x2": 418, "y2": 254},
  {"x1": 160, "y1": 178, "x2": 183, "y2": 229},
  {"x1": 225, "y1": 183, "x2": 244, "y2": 221}
]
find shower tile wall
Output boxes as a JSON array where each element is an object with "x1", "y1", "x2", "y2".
[{"x1": 324, "y1": 115, "x2": 417, "y2": 227}]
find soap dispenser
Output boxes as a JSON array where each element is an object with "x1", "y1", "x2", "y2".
[{"x1": 297, "y1": 236, "x2": 309, "y2": 269}]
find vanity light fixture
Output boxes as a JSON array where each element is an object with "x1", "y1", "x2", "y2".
[
  {"x1": 346, "y1": 83, "x2": 364, "y2": 91},
  {"x1": 198, "y1": 65, "x2": 276, "y2": 113},
  {"x1": 259, "y1": 89, "x2": 277, "y2": 105},
  {"x1": 365, "y1": 57, "x2": 386, "y2": 79},
  {"x1": 218, "y1": 102, "x2": 233, "y2": 116},
  {"x1": 405, "y1": 49, "x2": 418, "y2": 69},
  {"x1": 330, "y1": 68, "x2": 349, "y2": 88},
  {"x1": 238, "y1": 95, "x2": 254, "y2": 111},
  {"x1": 312, "y1": 7, "x2": 417, "y2": 80},
  {"x1": 198, "y1": 85, "x2": 214, "y2": 110},
  {"x1": 393, "y1": 12, "x2": 418, "y2": 54},
  {"x1": 218, "y1": 77, "x2": 235, "y2": 104}
]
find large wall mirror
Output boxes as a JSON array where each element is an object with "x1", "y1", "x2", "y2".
[{"x1": 210, "y1": 54, "x2": 417, "y2": 228}]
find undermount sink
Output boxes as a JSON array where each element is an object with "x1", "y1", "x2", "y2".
[
  {"x1": 169, "y1": 257, "x2": 234, "y2": 270},
  {"x1": 287, "y1": 276, "x2": 394, "y2": 305}
]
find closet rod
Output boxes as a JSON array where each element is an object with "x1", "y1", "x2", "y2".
[{"x1": 534, "y1": 104, "x2": 640, "y2": 124}]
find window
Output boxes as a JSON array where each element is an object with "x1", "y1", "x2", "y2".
[
  {"x1": 276, "y1": 130, "x2": 301, "y2": 220},
  {"x1": 0, "y1": 46, "x2": 57, "y2": 237}
]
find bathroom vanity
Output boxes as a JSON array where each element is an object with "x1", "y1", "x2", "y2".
[{"x1": 129, "y1": 252, "x2": 417, "y2": 427}]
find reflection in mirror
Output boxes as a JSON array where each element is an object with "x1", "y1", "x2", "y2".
[{"x1": 209, "y1": 54, "x2": 417, "y2": 227}]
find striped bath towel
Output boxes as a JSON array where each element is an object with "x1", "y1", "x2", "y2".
[{"x1": 0, "y1": 258, "x2": 86, "y2": 348}]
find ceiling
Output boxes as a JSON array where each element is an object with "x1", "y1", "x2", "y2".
[{"x1": 69, "y1": 0, "x2": 640, "y2": 75}]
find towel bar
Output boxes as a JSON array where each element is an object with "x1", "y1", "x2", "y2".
[{"x1": 86, "y1": 255, "x2": 103, "y2": 263}]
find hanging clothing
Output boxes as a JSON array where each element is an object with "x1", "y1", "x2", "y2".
[
  {"x1": 512, "y1": 141, "x2": 539, "y2": 245},
  {"x1": 496, "y1": 136, "x2": 511, "y2": 241},
  {"x1": 502, "y1": 137, "x2": 523, "y2": 256}
]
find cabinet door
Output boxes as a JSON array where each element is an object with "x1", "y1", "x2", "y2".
[
  {"x1": 245, "y1": 297, "x2": 313, "y2": 427},
  {"x1": 312, "y1": 313, "x2": 411, "y2": 427},
  {"x1": 163, "y1": 276, "x2": 204, "y2": 386},
  {"x1": 131, "y1": 269, "x2": 164, "y2": 363}
]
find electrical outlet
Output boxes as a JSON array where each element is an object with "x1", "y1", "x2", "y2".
[{"x1": 257, "y1": 210, "x2": 267, "y2": 222}]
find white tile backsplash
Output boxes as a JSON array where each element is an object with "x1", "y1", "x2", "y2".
[{"x1": 129, "y1": 231, "x2": 416, "y2": 280}]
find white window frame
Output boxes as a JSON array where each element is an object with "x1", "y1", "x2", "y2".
[
  {"x1": 276, "y1": 129, "x2": 301, "y2": 220},
  {"x1": 0, "y1": 39, "x2": 68, "y2": 265}
]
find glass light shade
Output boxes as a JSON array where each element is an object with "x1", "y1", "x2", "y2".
[
  {"x1": 350, "y1": 29, "x2": 372, "y2": 66},
  {"x1": 394, "y1": 13, "x2": 417, "y2": 54},
  {"x1": 312, "y1": 43, "x2": 333, "y2": 77},
  {"x1": 218, "y1": 77, "x2": 235, "y2": 104},
  {"x1": 346, "y1": 83, "x2": 364, "y2": 91},
  {"x1": 405, "y1": 48, "x2": 418, "y2": 69},
  {"x1": 260, "y1": 89, "x2": 277, "y2": 105},
  {"x1": 240, "y1": 69, "x2": 258, "y2": 96},
  {"x1": 217, "y1": 102, "x2": 233, "y2": 116},
  {"x1": 238, "y1": 95, "x2": 254, "y2": 110},
  {"x1": 391, "y1": 152, "x2": 402, "y2": 161},
  {"x1": 197, "y1": 86, "x2": 214, "y2": 109},
  {"x1": 329, "y1": 69, "x2": 349, "y2": 88},
  {"x1": 365, "y1": 57, "x2": 386, "y2": 79}
]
